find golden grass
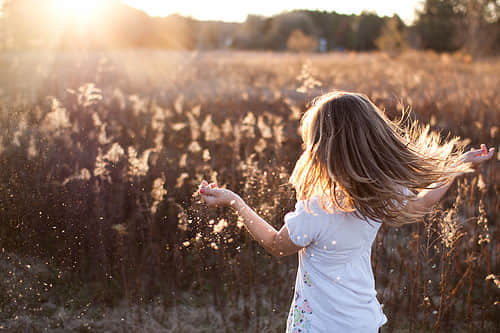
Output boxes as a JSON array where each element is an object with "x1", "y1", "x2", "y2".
[{"x1": 0, "y1": 50, "x2": 498, "y2": 332}]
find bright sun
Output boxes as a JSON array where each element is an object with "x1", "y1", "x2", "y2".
[{"x1": 53, "y1": 0, "x2": 102, "y2": 18}]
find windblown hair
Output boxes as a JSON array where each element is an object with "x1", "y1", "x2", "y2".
[{"x1": 290, "y1": 91, "x2": 470, "y2": 226}]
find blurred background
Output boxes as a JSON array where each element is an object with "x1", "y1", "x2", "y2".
[
  {"x1": 0, "y1": 0, "x2": 499, "y2": 53},
  {"x1": 0, "y1": 1, "x2": 498, "y2": 332}
]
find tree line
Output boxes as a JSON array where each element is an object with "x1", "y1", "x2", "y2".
[{"x1": 1, "y1": 0, "x2": 499, "y2": 54}]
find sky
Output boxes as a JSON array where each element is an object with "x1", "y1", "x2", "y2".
[{"x1": 122, "y1": 0, "x2": 424, "y2": 25}]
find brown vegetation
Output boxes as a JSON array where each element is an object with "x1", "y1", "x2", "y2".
[{"x1": 0, "y1": 50, "x2": 498, "y2": 332}]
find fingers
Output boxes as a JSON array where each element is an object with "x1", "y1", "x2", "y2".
[
  {"x1": 473, "y1": 144, "x2": 488, "y2": 157},
  {"x1": 199, "y1": 185, "x2": 216, "y2": 196},
  {"x1": 199, "y1": 180, "x2": 217, "y2": 188},
  {"x1": 486, "y1": 147, "x2": 495, "y2": 159},
  {"x1": 198, "y1": 183, "x2": 235, "y2": 208},
  {"x1": 199, "y1": 186, "x2": 211, "y2": 195},
  {"x1": 199, "y1": 189, "x2": 222, "y2": 208},
  {"x1": 199, "y1": 179, "x2": 219, "y2": 193},
  {"x1": 202, "y1": 187, "x2": 214, "y2": 195},
  {"x1": 198, "y1": 180, "x2": 217, "y2": 207},
  {"x1": 199, "y1": 180, "x2": 207, "y2": 194},
  {"x1": 472, "y1": 145, "x2": 495, "y2": 158},
  {"x1": 475, "y1": 147, "x2": 495, "y2": 162}
]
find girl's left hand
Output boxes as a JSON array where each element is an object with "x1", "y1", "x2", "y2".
[
  {"x1": 460, "y1": 144, "x2": 495, "y2": 165},
  {"x1": 199, "y1": 180, "x2": 240, "y2": 208}
]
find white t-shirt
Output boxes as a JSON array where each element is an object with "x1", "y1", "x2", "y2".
[{"x1": 285, "y1": 196, "x2": 387, "y2": 333}]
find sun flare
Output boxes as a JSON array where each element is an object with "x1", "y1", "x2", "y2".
[{"x1": 53, "y1": 0, "x2": 102, "y2": 19}]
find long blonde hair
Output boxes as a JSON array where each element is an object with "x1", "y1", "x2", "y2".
[{"x1": 290, "y1": 91, "x2": 470, "y2": 226}]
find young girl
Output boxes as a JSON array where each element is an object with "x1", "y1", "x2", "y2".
[{"x1": 198, "y1": 91, "x2": 494, "y2": 332}]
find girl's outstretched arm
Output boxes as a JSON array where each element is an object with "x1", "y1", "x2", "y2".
[
  {"x1": 199, "y1": 181, "x2": 302, "y2": 257},
  {"x1": 407, "y1": 144, "x2": 495, "y2": 213}
]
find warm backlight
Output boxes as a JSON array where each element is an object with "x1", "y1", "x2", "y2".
[{"x1": 53, "y1": 0, "x2": 102, "y2": 19}]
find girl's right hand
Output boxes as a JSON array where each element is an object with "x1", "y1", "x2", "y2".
[
  {"x1": 460, "y1": 144, "x2": 495, "y2": 165},
  {"x1": 199, "y1": 180, "x2": 240, "y2": 208}
]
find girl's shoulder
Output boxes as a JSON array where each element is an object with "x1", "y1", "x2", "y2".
[
  {"x1": 286, "y1": 196, "x2": 378, "y2": 248},
  {"x1": 287, "y1": 196, "x2": 347, "y2": 231},
  {"x1": 298, "y1": 195, "x2": 345, "y2": 217},
  {"x1": 286, "y1": 198, "x2": 333, "y2": 248},
  {"x1": 295, "y1": 196, "x2": 382, "y2": 231}
]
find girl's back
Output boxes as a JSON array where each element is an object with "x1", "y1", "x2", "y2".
[{"x1": 286, "y1": 197, "x2": 385, "y2": 332}]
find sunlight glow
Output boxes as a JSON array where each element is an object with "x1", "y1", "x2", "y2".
[{"x1": 54, "y1": 0, "x2": 101, "y2": 19}]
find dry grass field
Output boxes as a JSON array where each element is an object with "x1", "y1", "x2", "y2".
[{"x1": 0, "y1": 50, "x2": 498, "y2": 332}]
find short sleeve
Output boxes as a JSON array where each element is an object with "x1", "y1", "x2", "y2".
[
  {"x1": 390, "y1": 186, "x2": 412, "y2": 209},
  {"x1": 285, "y1": 200, "x2": 321, "y2": 248},
  {"x1": 400, "y1": 187, "x2": 413, "y2": 207}
]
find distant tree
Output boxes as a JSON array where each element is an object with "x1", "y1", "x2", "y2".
[
  {"x1": 3, "y1": 2, "x2": 444, "y2": 53},
  {"x1": 455, "y1": 0, "x2": 500, "y2": 55},
  {"x1": 153, "y1": 15, "x2": 196, "y2": 50},
  {"x1": 286, "y1": 29, "x2": 318, "y2": 52},
  {"x1": 334, "y1": 16, "x2": 356, "y2": 50},
  {"x1": 415, "y1": 0, "x2": 499, "y2": 54},
  {"x1": 196, "y1": 22, "x2": 220, "y2": 49},
  {"x1": 233, "y1": 15, "x2": 268, "y2": 49},
  {"x1": 302, "y1": 10, "x2": 334, "y2": 50},
  {"x1": 302, "y1": 10, "x2": 356, "y2": 50},
  {"x1": 235, "y1": 10, "x2": 360, "y2": 52},
  {"x1": 194, "y1": 21, "x2": 237, "y2": 50},
  {"x1": 375, "y1": 15, "x2": 408, "y2": 53},
  {"x1": 261, "y1": 11, "x2": 319, "y2": 50},
  {"x1": 354, "y1": 12, "x2": 385, "y2": 50},
  {"x1": 415, "y1": 0, "x2": 464, "y2": 52}
]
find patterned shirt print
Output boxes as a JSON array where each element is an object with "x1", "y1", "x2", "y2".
[{"x1": 288, "y1": 271, "x2": 313, "y2": 332}]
